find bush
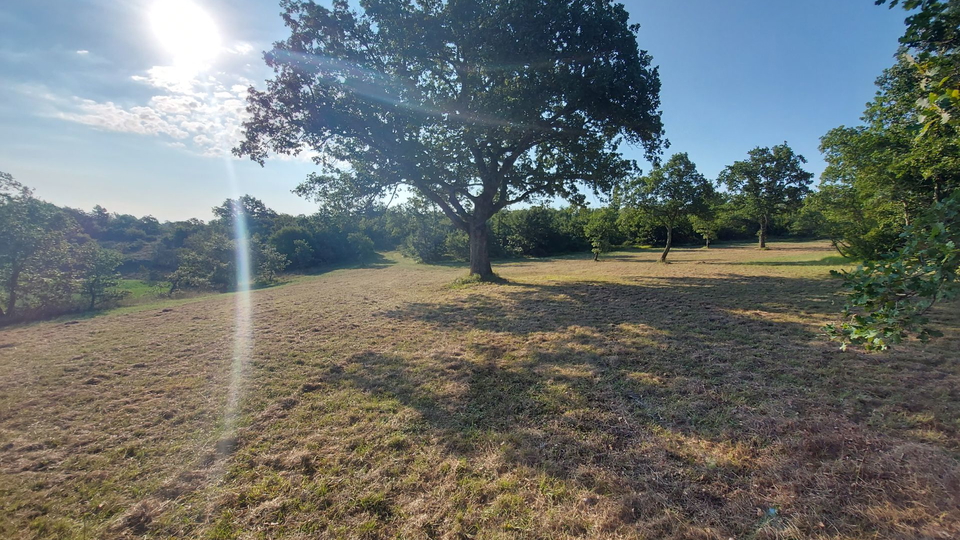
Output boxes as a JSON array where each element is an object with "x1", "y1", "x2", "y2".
[
  {"x1": 402, "y1": 228, "x2": 447, "y2": 263},
  {"x1": 444, "y1": 230, "x2": 470, "y2": 261},
  {"x1": 253, "y1": 241, "x2": 289, "y2": 285},
  {"x1": 347, "y1": 232, "x2": 376, "y2": 262}
]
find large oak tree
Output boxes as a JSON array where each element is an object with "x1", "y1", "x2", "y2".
[{"x1": 235, "y1": 0, "x2": 665, "y2": 278}]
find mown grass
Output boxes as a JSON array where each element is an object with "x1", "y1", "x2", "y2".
[{"x1": 1, "y1": 241, "x2": 958, "y2": 539}]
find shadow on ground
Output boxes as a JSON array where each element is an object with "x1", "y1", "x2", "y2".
[{"x1": 319, "y1": 274, "x2": 960, "y2": 537}]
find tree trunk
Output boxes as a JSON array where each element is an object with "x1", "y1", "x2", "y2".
[
  {"x1": 758, "y1": 218, "x2": 767, "y2": 249},
  {"x1": 5, "y1": 265, "x2": 21, "y2": 319},
  {"x1": 660, "y1": 226, "x2": 672, "y2": 263},
  {"x1": 468, "y1": 221, "x2": 494, "y2": 279},
  {"x1": 705, "y1": 237, "x2": 710, "y2": 249}
]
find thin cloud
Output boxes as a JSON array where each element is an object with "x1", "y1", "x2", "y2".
[{"x1": 30, "y1": 58, "x2": 318, "y2": 162}]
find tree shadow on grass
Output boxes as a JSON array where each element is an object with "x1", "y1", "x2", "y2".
[{"x1": 330, "y1": 274, "x2": 960, "y2": 536}]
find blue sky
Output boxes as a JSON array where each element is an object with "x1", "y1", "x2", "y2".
[{"x1": 0, "y1": 0, "x2": 907, "y2": 221}]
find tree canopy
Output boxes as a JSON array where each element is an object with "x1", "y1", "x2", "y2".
[
  {"x1": 235, "y1": 0, "x2": 666, "y2": 278},
  {"x1": 623, "y1": 152, "x2": 714, "y2": 262},
  {"x1": 718, "y1": 143, "x2": 813, "y2": 249}
]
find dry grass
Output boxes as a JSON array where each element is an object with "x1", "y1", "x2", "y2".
[{"x1": 1, "y1": 241, "x2": 958, "y2": 539}]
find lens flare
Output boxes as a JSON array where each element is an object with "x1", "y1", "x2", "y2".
[{"x1": 220, "y1": 158, "x2": 253, "y2": 453}]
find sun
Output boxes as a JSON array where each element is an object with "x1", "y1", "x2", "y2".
[{"x1": 150, "y1": 0, "x2": 221, "y2": 73}]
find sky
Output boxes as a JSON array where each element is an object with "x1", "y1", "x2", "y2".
[{"x1": 0, "y1": 0, "x2": 908, "y2": 222}]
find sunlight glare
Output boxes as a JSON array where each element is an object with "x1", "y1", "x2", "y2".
[{"x1": 150, "y1": 0, "x2": 221, "y2": 76}]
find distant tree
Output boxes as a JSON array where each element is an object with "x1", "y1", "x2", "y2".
[
  {"x1": 625, "y1": 153, "x2": 715, "y2": 262},
  {"x1": 504, "y1": 206, "x2": 567, "y2": 257},
  {"x1": 167, "y1": 231, "x2": 237, "y2": 293},
  {"x1": 271, "y1": 226, "x2": 315, "y2": 268},
  {"x1": 584, "y1": 207, "x2": 618, "y2": 261},
  {"x1": 213, "y1": 195, "x2": 278, "y2": 238},
  {"x1": 402, "y1": 227, "x2": 448, "y2": 263},
  {"x1": 252, "y1": 241, "x2": 289, "y2": 285},
  {"x1": 401, "y1": 199, "x2": 450, "y2": 263},
  {"x1": 91, "y1": 205, "x2": 111, "y2": 234},
  {"x1": 235, "y1": 0, "x2": 665, "y2": 280},
  {"x1": 719, "y1": 143, "x2": 813, "y2": 249},
  {"x1": 80, "y1": 245, "x2": 126, "y2": 310},
  {"x1": 166, "y1": 218, "x2": 206, "y2": 249},
  {"x1": 617, "y1": 205, "x2": 658, "y2": 246},
  {"x1": 689, "y1": 215, "x2": 719, "y2": 248}
]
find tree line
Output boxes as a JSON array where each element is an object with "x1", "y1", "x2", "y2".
[{"x1": 1, "y1": 147, "x2": 823, "y2": 325}]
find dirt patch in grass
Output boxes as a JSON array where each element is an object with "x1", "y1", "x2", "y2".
[{"x1": 1, "y1": 241, "x2": 958, "y2": 539}]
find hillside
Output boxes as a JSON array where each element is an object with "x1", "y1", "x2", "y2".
[{"x1": 1, "y1": 242, "x2": 958, "y2": 539}]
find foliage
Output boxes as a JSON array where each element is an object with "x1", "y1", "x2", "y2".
[
  {"x1": 826, "y1": 191, "x2": 960, "y2": 350},
  {"x1": 80, "y1": 245, "x2": 127, "y2": 310},
  {"x1": 253, "y1": 241, "x2": 289, "y2": 285},
  {"x1": 270, "y1": 226, "x2": 314, "y2": 269},
  {"x1": 719, "y1": 143, "x2": 813, "y2": 248},
  {"x1": 624, "y1": 153, "x2": 714, "y2": 261},
  {"x1": 689, "y1": 215, "x2": 719, "y2": 248},
  {"x1": 347, "y1": 232, "x2": 376, "y2": 263},
  {"x1": 818, "y1": 57, "x2": 959, "y2": 259},
  {"x1": 402, "y1": 227, "x2": 448, "y2": 264},
  {"x1": 167, "y1": 231, "x2": 237, "y2": 293},
  {"x1": 235, "y1": 0, "x2": 665, "y2": 277},
  {"x1": 584, "y1": 207, "x2": 618, "y2": 261},
  {"x1": 212, "y1": 195, "x2": 278, "y2": 238},
  {"x1": 821, "y1": 1, "x2": 960, "y2": 350},
  {"x1": 878, "y1": 0, "x2": 960, "y2": 133},
  {"x1": 0, "y1": 173, "x2": 80, "y2": 320},
  {"x1": 444, "y1": 230, "x2": 471, "y2": 261}
]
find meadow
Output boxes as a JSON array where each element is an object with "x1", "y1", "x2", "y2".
[{"x1": 1, "y1": 241, "x2": 958, "y2": 539}]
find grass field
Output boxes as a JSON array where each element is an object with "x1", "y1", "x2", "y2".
[{"x1": 1, "y1": 241, "x2": 958, "y2": 539}]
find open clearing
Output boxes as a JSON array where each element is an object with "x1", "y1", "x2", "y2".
[{"x1": 1, "y1": 241, "x2": 958, "y2": 539}]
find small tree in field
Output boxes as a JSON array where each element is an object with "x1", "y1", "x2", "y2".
[
  {"x1": 584, "y1": 207, "x2": 618, "y2": 261},
  {"x1": 80, "y1": 245, "x2": 126, "y2": 310},
  {"x1": 624, "y1": 153, "x2": 714, "y2": 262},
  {"x1": 719, "y1": 143, "x2": 813, "y2": 249},
  {"x1": 235, "y1": 0, "x2": 665, "y2": 280},
  {"x1": 690, "y1": 215, "x2": 718, "y2": 248}
]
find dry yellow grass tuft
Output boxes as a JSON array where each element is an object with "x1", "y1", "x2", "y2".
[{"x1": 1, "y1": 241, "x2": 958, "y2": 539}]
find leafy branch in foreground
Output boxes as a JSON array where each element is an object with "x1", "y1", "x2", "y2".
[{"x1": 825, "y1": 191, "x2": 960, "y2": 350}]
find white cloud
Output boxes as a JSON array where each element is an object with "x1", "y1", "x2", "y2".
[
  {"x1": 227, "y1": 42, "x2": 255, "y2": 56},
  {"x1": 56, "y1": 99, "x2": 190, "y2": 139},
  {"x1": 76, "y1": 50, "x2": 89, "y2": 55},
  {"x1": 32, "y1": 56, "x2": 318, "y2": 163},
  {"x1": 44, "y1": 65, "x2": 258, "y2": 158}
]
